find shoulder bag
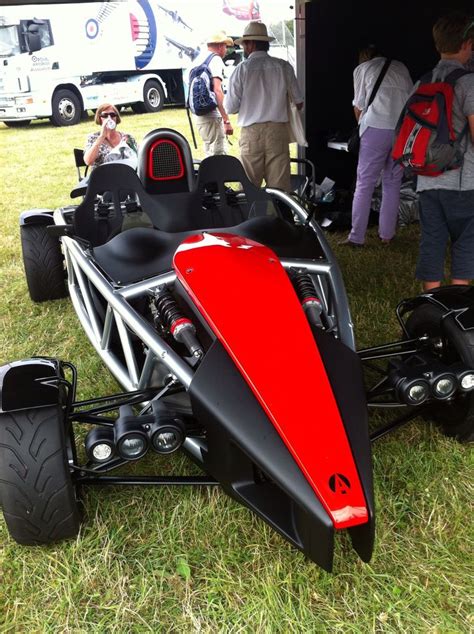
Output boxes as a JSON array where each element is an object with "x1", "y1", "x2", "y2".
[{"x1": 347, "y1": 58, "x2": 392, "y2": 155}]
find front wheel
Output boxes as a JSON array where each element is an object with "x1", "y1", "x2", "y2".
[
  {"x1": 133, "y1": 80, "x2": 165, "y2": 114},
  {"x1": 21, "y1": 223, "x2": 67, "y2": 302},
  {"x1": 0, "y1": 404, "x2": 81, "y2": 544},
  {"x1": 405, "y1": 303, "x2": 474, "y2": 442},
  {"x1": 51, "y1": 89, "x2": 82, "y2": 126}
]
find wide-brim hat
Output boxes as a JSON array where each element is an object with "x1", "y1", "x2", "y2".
[
  {"x1": 234, "y1": 21, "x2": 275, "y2": 45},
  {"x1": 207, "y1": 31, "x2": 234, "y2": 46}
]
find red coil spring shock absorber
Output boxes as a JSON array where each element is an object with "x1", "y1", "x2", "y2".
[
  {"x1": 292, "y1": 271, "x2": 325, "y2": 329},
  {"x1": 154, "y1": 287, "x2": 203, "y2": 359}
]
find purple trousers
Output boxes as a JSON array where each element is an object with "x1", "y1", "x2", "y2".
[{"x1": 349, "y1": 126, "x2": 403, "y2": 244}]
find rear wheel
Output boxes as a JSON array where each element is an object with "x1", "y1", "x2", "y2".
[
  {"x1": 132, "y1": 80, "x2": 165, "y2": 114},
  {"x1": 405, "y1": 303, "x2": 474, "y2": 442},
  {"x1": 51, "y1": 89, "x2": 82, "y2": 126},
  {"x1": 21, "y1": 223, "x2": 67, "y2": 302},
  {"x1": 0, "y1": 404, "x2": 81, "y2": 544}
]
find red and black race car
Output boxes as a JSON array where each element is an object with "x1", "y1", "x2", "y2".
[{"x1": 1, "y1": 129, "x2": 472, "y2": 570}]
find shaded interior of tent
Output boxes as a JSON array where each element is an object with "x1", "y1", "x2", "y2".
[{"x1": 302, "y1": 0, "x2": 472, "y2": 192}]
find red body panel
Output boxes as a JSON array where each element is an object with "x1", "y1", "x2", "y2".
[{"x1": 174, "y1": 233, "x2": 369, "y2": 530}]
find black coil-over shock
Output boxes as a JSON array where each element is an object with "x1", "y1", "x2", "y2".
[
  {"x1": 153, "y1": 286, "x2": 203, "y2": 359},
  {"x1": 292, "y1": 271, "x2": 325, "y2": 329}
]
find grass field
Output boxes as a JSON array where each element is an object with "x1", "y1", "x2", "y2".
[{"x1": 0, "y1": 110, "x2": 472, "y2": 633}]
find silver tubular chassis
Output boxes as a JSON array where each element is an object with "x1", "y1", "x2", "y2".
[
  {"x1": 50, "y1": 187, "x2": 462, "y2": 488},
  {"x1": 53, "y1": 189, "x2": 369, "y2": 485}
]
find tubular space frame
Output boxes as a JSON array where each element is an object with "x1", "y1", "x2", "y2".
[{"x1": 55, "y1": 193, "x2": 354, "y2": 397}]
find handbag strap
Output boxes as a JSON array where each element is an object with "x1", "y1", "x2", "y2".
[{"x1": 367, "y1": 58, "x2": 391, "y2": 107}]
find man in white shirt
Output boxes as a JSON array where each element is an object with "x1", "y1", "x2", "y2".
[
  {"x1": 190, "y1": 31, "x2": 234, "y2": 156},
  {"x1": 341, "y1": 46, "x2": 412, "y2": 247},
  {"x1": 224, "y1": 21, "x2": 304, "y2": 191}
]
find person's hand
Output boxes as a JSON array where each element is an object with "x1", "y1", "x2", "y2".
[
  {"x1": 98, "y1": 118, "x2": 109, "y2": 141},
  {"x1": 224, "y1": 120, "x2": 233, "y2": 135}
]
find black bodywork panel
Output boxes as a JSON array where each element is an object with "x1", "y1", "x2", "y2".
[
  {"x1": 189, "y1": 334, "x2": 374, "y2": 570},
  {"x1": 0, "y1": 358, "x2": 64, "y2": 413},
  {"x1": 401, "y1": 286, "x2": 474, "y2": 331}
]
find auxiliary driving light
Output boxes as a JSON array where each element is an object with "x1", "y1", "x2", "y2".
[
  {"x1": 406, "y1": 381, "x2": 430, "y2": 404},
  {"x1": 460, "y1": 372, "x2": 474, "y2": 390},
  {"x1": 402, "y1": 379, "x2": 430, "y2": 404},
  {"x1": 432, "y1": 375, "x2": 456, "y2": 399},
  {"x1": 114, "y1": 405, "x2": 149, "y2": 461},
  {"x1": 388, "y1": 358, "x2": 431, "y2": 405},
  {"x1": 151, "y1": 419, "x2": 185, "y2": 454},
  {"x1": 85, "y1": 427, "x2": 115, "y2": 463},
  {"x1": 454, "y1": 367, "x2": 474, "y2": 391}
]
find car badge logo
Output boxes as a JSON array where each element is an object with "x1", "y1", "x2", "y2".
[{"x1": 328, "y1": 473, "x2": 351, "y2": 494}]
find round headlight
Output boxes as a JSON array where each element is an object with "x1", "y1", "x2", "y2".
[
  {"x1": 407, "y1": 381, "x2": 430, "y2": 404},
  {"x1": 85, "y1": 427, "x2": 115, "y2": 463},
  {"x1": 460, "y1": 372, "x2": 474, "y2": 391},
  {"x1": 151, "y1": 418, "x2": 184, "y2": 455},
  {"x1": 433, "y1": 375, "x2": 456, "y2": 398},
  {"x1": 117, "y1": 432, "x2": 148, "y2": 460}
]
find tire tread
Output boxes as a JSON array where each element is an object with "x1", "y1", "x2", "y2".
[
  {"x1": 21, "y1": 224, "x2": 67, "y2": 302},
  {"x1": 0, "y1": 405, "x2": 80, "y2": 544}
]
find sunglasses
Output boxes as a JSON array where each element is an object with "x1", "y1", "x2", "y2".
[{"x1": 100, "y1": 112, "x2": 118, "y2": 119}]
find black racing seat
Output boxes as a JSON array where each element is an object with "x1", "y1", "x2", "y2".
[
  {"x1": 73, "y1": 159, "x2": 279, "y2": 245},
  {"x1": 195, "y1": 155, "x2": 276, "y2": 224},
  {"x1": 137, "y1": 128, "x2": 195, "y2": 195},
  {"x1": 93, "y1": 217, "x2": 325, "y2": 285},
  {"x1": 72, "y1": 163, "x2": 169, "y2": 246}
]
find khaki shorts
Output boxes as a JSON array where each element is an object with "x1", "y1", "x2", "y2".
[{"x1": 195, "y1": 116, "x2": 226, "y2": 157}]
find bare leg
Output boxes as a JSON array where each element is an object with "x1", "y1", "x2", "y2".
[
  {"x1": 422, "y1": 281, "x2": 442, "y2": 292},
  {"x1": 451, "y1": 279, "x2": 470, "y2": 286}
]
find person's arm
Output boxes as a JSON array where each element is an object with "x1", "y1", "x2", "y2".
[
  {"x1": 353, "y1": 106, "x2": 362, "y2": 122},
  {"x1": 212, "y1": 77, "x2": 233, "y2": 135},
  {"x1": 224, "y1": 65, "x2": 242, "y2": 115},
  {"x1": 83, "y1": 124, "x2": 107, "y2": 166},
  {"x1": 352, "y1": 64, "x2": 366, "y2": 121},
  {"x1": 286, "y1": 63, "x2": 304, "y2": 109}
]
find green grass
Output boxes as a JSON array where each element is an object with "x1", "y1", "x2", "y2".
[{"x1": 0, "y1": 111, "x2": 472, "y2": 632}]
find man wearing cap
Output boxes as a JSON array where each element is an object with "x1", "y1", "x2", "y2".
[
  {"x1": 224, "y1": 21, "x2": 303, "y2": 190},
  {"x1": 189, "y1": 31, "x2": 234, "y2": 156}
]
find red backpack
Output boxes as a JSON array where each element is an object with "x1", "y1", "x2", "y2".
[{"x1": 392, "y1": 68, "x2": 471, "y2": 177}]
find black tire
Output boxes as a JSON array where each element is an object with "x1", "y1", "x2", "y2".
[
  {"x1": 4, "y1": 120, "x2": 31, "y2": 128},
  {"x1": 133, "y1": 79, "x2": 165, "y2": 114},
  {"x1": 0, "y1": 404, "x2": 81, "y2": 544},
  {"x1": 405, "y1": 303, "x2": 474, "y2": 442},
  {"x1": 51, "y1": 89, "x2": 81, "y2": 126},
  {"x1": 20, "y1": 224, "x2": 67, "y2": 302}
]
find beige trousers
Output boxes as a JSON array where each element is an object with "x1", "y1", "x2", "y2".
[
  {"x1": 239, "y1": 122, "x2": 291, "y2": 191},
  {"x1": 195, "y1": 116, "x2": 226, "y2": 157}
]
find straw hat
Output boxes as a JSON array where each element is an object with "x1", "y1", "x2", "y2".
[
  {"x1": 207, "y1": 31, "x2": 234, "y2": 46},
  {"x1": 234, "y1": 21, "x2": 275, "y2": 45}
]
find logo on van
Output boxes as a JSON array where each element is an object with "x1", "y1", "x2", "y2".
[{"x1": 85, "y1": 18, "x2": 99, "y2": 39}]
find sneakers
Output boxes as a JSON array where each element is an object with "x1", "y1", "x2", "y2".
[{"x1": 338, "y1": 238, "x2": 364, "y2": 248}]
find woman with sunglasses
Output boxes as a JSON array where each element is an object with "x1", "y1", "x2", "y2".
[{"x1": 83, "y1": 103, "x2": 138, "y2": 168}]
